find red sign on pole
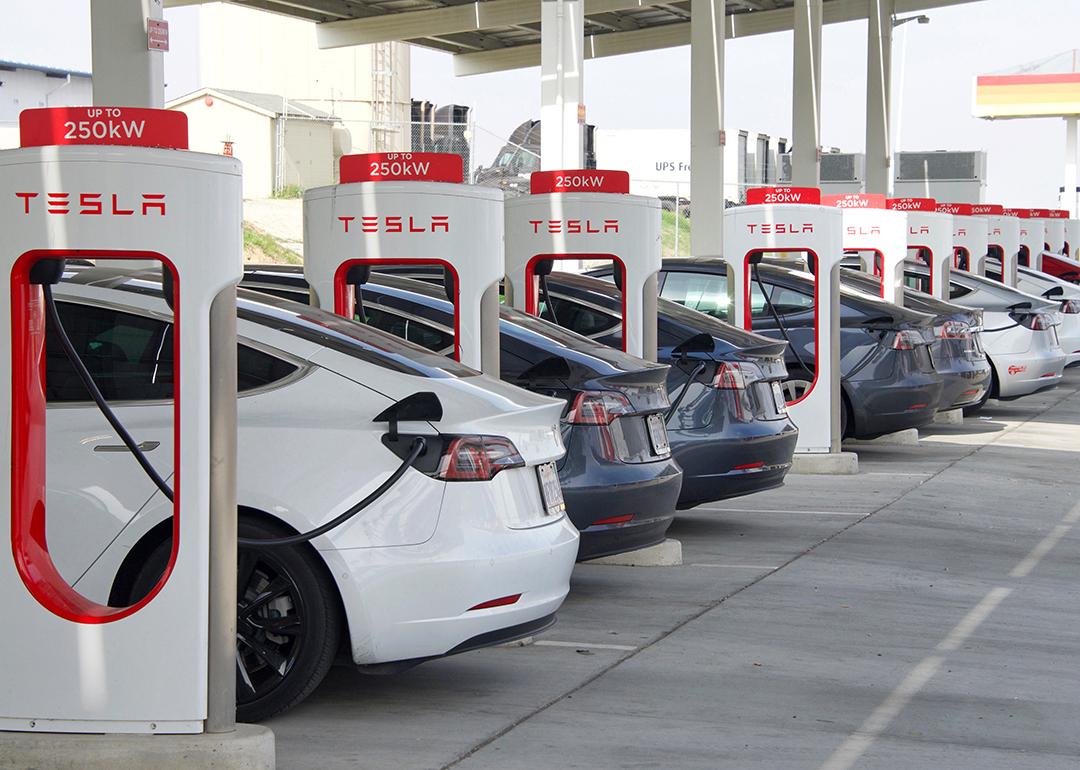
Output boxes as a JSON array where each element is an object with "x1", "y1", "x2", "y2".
[
  {"x1": 1046, "y1": 209, "x2": 1069, "y2": 219},
  {"x1": 19, "y1": 107, "x2": 188, "y2": 149},
  {"x1": 821, "y1": 193, "x2": 886, "y2": 209},
  {"x1": 147, "y1": 19, "x2": 169, "y2": 52},
  {"x1": 935, "y1": 202, "x2": 974, "y2": 215},
  {"x1": 744, "y1": 187, "x2": 821, "y2": 205},
  {"x1": 530, "y1": 170, "x2": 630, "y2": 194},
  {"x1": 340, "y1": 153, "x2": 463, "y2": 184},
  {"x1": 971, "y1": 204, "x2": 1004, "y2": 215},
  {"x1": 887, "y1": 198, "x2": 937, "y2": 212}
]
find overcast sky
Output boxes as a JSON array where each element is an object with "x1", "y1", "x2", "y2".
[{"x1": 2, "y1": 0, "x2": 1078, "y2": 206}]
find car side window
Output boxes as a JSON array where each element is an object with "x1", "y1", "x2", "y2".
[
  {"x1": 47, "y1": 302, "x2": 174, "y2": 403},
  {"x1": 660, "y1": 270, "x2": 772, "y2": 321},
  {"x1": 905, "y1": 273, "x2": 930, "y2": 293},
  {"x1": 949, "y1": 283, "x2": 972, "y2": 300},
  {"x1": 47, "y1": 302, "x2": 298, "y2": 403},
  {"x1": 757, "y1": 284, "x2": 814, "y2": 317},
  {"x1": 543, "y1": 295, "x2": 620, "y2": 337},
  {"x1": 363, "y1": 306, "x2": 454, "y2": 354}
]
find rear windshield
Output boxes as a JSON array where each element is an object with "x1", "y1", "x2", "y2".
[{"x1": 237, "y1": 293, "x2": 479, "y2": 379}]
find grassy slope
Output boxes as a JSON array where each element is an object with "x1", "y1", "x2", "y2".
[{"x1": 661, "y1": 209, "x2": 691, "y2": 257}]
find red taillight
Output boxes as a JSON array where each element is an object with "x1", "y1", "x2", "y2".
[
  {"x1": 1028, "y1": 313, "x2": 1054, "y2": 331},
  {"x1": 1062, "y1": 300, "x2": 1080, "y2": 314},
  {"x1": 937, "y1": 321, "x2": 970, "y2": 339},
  {"x1": 892, "y1": 329, "x2": 924, "y2": 350},
  {"x1": 733, "y1": 461, "x2": 765, "y2": 471},
  {"x1": 592, "y1": 514, "x2": 634, "y2": 526},
  {"x1": 566, "y1": 391, "x2": 634, "y2": 425},
  {"x1": 711, "y1": 361, "x2": 746, "y2": 390},
  {"x1": 437, "y1": 436, "x2": 525, "y2": 481},
  {"x1": 468, "y1": 594, "x2": 521, "y2": 611}
]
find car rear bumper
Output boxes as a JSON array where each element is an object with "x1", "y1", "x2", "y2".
[
  {"x1": 563, "y1": 459, "x2": 683, "y2": 561},
  {"x1": 994, "y1": 350, "x2": 1066, "y2": 398},
  {"x1": 847, "y1": 372, "x2": 944, "y2": 439},
  {"x1": 670, "y1": 421, "x2": 799, "y2": 509},
  {"x1": 329, "y1": 515, "x2": 580, "y2": 666},
  {"x1": 937, "y1": 361, "x2": 993, "y2": 409}
]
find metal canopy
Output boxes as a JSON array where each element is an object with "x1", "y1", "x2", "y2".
[{"x1": 165, "y1": 0, "x2": 981, "y2": 75}]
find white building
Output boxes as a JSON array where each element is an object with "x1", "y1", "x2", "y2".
[
  {"x1": 0, "y1": 60, "x2": 93, "y2": 148},
  {"x1": 169, "y1": 88, "x2": 341, "y2": 199}
]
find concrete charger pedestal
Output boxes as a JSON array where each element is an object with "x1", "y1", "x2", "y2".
[
  {"x1": 789, "y1": 451, "x2": 859, "y2": 475},
  {"x1": 0, "y1": 724, "x2": 275, "y2": 770}
]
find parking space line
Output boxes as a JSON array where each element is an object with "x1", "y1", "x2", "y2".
[
  {"x1": 533, "y1": 640, "x2": 637, "y2": 652},
  {"x1": 698, "y1": 508, "x2": 867, "y2": 516},
  {"x1": 935, "y1": 587, "x2": 1013, "y2": 652},
  {"x1": 1010, "y1": 500, "x2": 1080, "y2": 577},
  {"x1": 689, "y1": 563, "x2": 779, "y2": 570}
]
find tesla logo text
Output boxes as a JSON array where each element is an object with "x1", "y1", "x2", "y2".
[
  {"x1": 991, "y1": 228, "x2": 1002, "y2": 236},
  {"x1": 529, "y1": 219, "x2": 619, "y2": 234},
  {"x1": 338, "y1": 215, "x2": 450, "y2": 234},
  {"x1": 746, "y1": 223, "x2": 813, "y2": 234},
  {"x1": 955, "y1": 229, "x2": 967, "y2": 236},
  {"x1": 909, "y1": 226, "x2": 930, "y2": 235},
  {"x1": 1008, "y1": 365, "x2": 1027, "y2": 375},
  {"x1": 846, "y1": 225, "x2": 881, "y2": 236},
  {"x1": 15, "y1": 192, "x2": 166, "y2": 216}
]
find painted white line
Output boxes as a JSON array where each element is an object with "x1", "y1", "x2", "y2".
[
  {"x1": 861, "y1": 472, "x2": 934, "y2": 477},
  {"x1": 936, "y1": 587, "x2": 1013, "y2": 652},
  {"x1": 700, "y1": 508, "x2": 866, "y2": 517},
  {"x1": 533, "y1": 640, "x2": 637, "y2": 652},
  {"x1": 1010, "y1": 524, "x2": 1072, "y2": 578},
  {"x1": 819, "y1": 655, "x2": 946, "y2": 770},
  {"x1": 689, "y1": 563, "x2": 779, "y2": 570}
]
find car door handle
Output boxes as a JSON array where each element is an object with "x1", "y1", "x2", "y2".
[{"x1": 93, "y1": 441, "x2": 161, "y2": 453}]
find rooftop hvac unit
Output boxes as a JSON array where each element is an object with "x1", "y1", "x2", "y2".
[
  {"x1": 777, "y1": 152, "x2": 864, "y2": 183},
  {"x1": 895, "y1": 151, "x2": 987, "y2": 182}
]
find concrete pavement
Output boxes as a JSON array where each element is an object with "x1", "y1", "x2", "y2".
[{"x1": 266, "y1": 371, "x2": 1080, "y2": 770}]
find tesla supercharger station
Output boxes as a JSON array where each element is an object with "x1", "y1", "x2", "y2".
[
  {"x1": 937, "y1": 202, "x2": 989, "y2": 276},
  {"x1": 505, "y1": 170, "x2": 661, "y2": 360},
  {"x1": 304, "y1": 153, "x2": 503, "y2": 375},
  {"x1": 1065, "y1": 218, "x2": 1080, "y2": 259},
  {"x1": 1014, "y1": 209, "x2": 1047, "y2": 271},
  {"x1": 0, "y1": 108, "x2": 241, "y2": 733},
  {"x1": 822, "y1": 193, "x2": 906, "y2": 306},
  {"x1": 725, "y1": 187, "x2": 846, "y2": 459},
  {"x1": 973, "y1": 205, "x2": 1020, "y2": 287},
  {"x1": 1041, "y1": 209, "x2": 1068, "y2": 255},
  {"x1": 888, "y1": 198, "x2": 953, "y2": 301}
]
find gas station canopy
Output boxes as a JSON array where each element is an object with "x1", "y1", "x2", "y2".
[{"x1": 165, "y1": 0, "x2": 979, "y2": 75}]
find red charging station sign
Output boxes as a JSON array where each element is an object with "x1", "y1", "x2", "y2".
[
  {"x1": 745, "y1": 187, "x2": 821, "y2": 205},
  {"x1": 935, "y1": 202, "x2": 974, "y2": 215},
  {"x1": 971, "y1": 204, "x2": 1004, "y2": 215},
  {"x1": 530, "y1": 170, "x2": 630, "y2": 194},
  {"x1": 1018, "y1": 208, "x2": 1051, "y2": 218},
  {"x1": 340, "y1": 153, "x2": 463, "y2": 184},
  {"x1": 1047, "y1": 209, "x2": 1070, "y2": 218},
  {"x1": 1002, "y1": 208, "x2": 1023, "y2": 217},
  {"x1": 19, "y1": 107, "x2": 188, "y2": 149},
  {"x1": 887, "y1": 198, "x2": 937, "y2": 212},
  {"x1": 822, "y1": 193, "x2": 886, "y2": 209}
]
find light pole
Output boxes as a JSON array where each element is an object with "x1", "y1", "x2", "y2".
[{"x1": 891, "y1": 14, "x2": 930, "y2": 188}]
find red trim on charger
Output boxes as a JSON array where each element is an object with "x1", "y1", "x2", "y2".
[{"x1": 524, "y1": 253, "x2": 629, "y2": 352}]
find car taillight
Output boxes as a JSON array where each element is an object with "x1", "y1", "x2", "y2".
[
  {"x1": 436, "y1": 436, "x2": 525, "y2": 481},
  {"x1": 1017, "y1": 313, "x2": 1055, "y2": 331},
  {"x1": 891, "y1": 329, "x2": 924, "y2": 350},
  {"x1": 937, "y1": 321, "x2": 970, "y2": 339},
  {"x1": 565, "y1": 391, "x2": 634, "y2": 425},
  {"x1": 711, "y1": 361, "x2": 746, "y2": 390},
  {"x1": 1062, "y1": 300, "x2": 1080, "y2": 314}
]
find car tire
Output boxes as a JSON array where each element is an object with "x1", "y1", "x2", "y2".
[
  {"x1": 128, "y1": 516, "x2": 342, "y2": 723},
  {"x1": 781, "y1": 369, "x2": 852, "y2": 437}
]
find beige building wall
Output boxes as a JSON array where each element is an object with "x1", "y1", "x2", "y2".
[
  {"x1": 171, "y1": 96, "x2": 274, "y2": 199},
  {"x1": 194, "y1": 2, "x2": 411, "y2": 153},
  {"x1": 283, "y1": 120, "x2": 335, "y2": 192}
]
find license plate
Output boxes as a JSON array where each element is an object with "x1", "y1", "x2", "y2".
[
  {"x1": 536, "y1": 462, "x2": 565, "y2": 517},
  {"x1": 646, "y1": 413, "x2": 670, "y2": 455},
  {"x1": 771, "y1": 381, "x2": 788, "y2": 413}
]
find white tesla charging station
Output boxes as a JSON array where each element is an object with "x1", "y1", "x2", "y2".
[
  {"x1": 937, "y1": 202, "x2": 989, "y2": 276},
  {"x1": 304, "y1": 153, "x2": 503, "y2": 375},
  {"x1": 1065, "y1": 218, "x2": 1080, "y2": 259},
  {"x1": 0, "y1": 108, "x2": 241, "y2": 733},
  {"x1": 1041, "y1": 209, "x2": 1068, "y2": 255},
  {"x1": 973, "y1": 205, "x2": 1020, "y2": 287},
  {"x1": 505, "y1": 170, "x2": 661, "y2": 360},
  {"x1": 888, "y1": 198, "x2": 953, "y2": 301},
  {"x1": 725, "y1": 187, "x2": 847, "y2": 460},
  {"x1": 822, "y1": 193, "x2": 907, "y2": 305},
  {"x1": 1014, "y1": 209, "x2": 1047, "y2": 271}
]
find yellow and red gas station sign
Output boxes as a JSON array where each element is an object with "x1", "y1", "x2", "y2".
[{"x1": 974, "y1": 73, "x2": 1080, "y2": 119}]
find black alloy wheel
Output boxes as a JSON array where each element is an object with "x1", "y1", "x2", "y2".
[{"x1": 127, "y1": 516, "x2": 341, "y2": 722}]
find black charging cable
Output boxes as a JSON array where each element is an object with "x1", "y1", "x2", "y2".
[
  {"x1": 43, "y1": 279, "x2": 426, "y2": 549},
  {"x1": 751, "y1": 262, "x2": 813, "y2": 375},
  {"x1": 665, "y1": 361, "x2": 707, "y2": 421},
  {"x1": 540, "y1": 275, "x2": 559, "y2": 325}
]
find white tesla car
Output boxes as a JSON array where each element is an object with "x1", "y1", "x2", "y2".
[
  {"x1": 905, "y1": 264, "x2": 1066, "y2": 401},
  {"x1": 45, "y1": 266, "x2": 579, "y2": 721},
  {"x1": 985, "y1": 260, "x2": 1080, "y2": 367}
]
